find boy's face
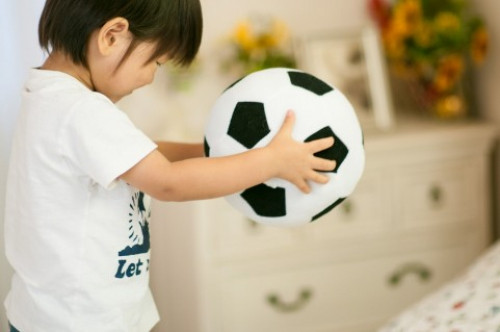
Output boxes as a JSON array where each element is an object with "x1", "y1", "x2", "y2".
[{"x1": 90, "y1": 40, "x2": 168, "y2": 102}]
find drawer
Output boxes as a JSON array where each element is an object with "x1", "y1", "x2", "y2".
[
  {"x1": 208, "y1": 198, "x2": 300, "y2": 258},
  {"x1": 397, "y1": 158, "x2": 480, "y2": 229},
  {"x1": 308, "y1": 170, "x2": 392, "y2": 240},
  {"x1": 219, "y1": 246, "x2": 469, "y2": 332}
]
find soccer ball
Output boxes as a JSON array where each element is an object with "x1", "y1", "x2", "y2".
[{"x1": 204, "y1": 68, "x2": 365, "y2": 227}]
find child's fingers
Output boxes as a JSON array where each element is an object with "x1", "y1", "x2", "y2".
[
  {"x1": 293, "y1": 177, "x2": 311, "y2": 194},
  {"x1": 278, "y1": 110, "x2": 296, "y2": 136},
  {"x1": 307, "y1": 136, "x2": 334, "y2": 154},
  {"x1": 312, "y1": 156, "x2": 337, "y2": 172},
  {"x1": 307, "y1": 170, "x2": 330, "y2": 184},
  {"x1": 292, "y1": 169, "x2": 329, "y2": 193}
]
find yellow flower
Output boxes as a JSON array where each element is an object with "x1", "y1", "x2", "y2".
[
  {"x1": 233, "y1": 20, "x2": 257, "y2": 52},
  {"x1": 383, "y1": 26, "x2": 406, "y2": 59},
  {"x1": 392, "y1": 0, "x2": 422, "y2": 37},
  {"x1": 233, "y1": 19, "x2": 289, "y2": 52},
  {"x1": 435, "y1": 95, "x2": 464, "y2": 119},
  {"x1": 259, "y1": 20, "x2": 288, "y2": 48},
  {"x1": 390, "y1": 61, "x2": 419, "y2": 79},
  {"x1": 432, "y1": 54, "x2": 464, "y2": 92},
  {"x1": 224, "y1": 16, "x2": 296, "y2": 76},
  {"x1": 434, "y1": 12, "x2": 461, "y2": 34},
  {"x1": 415, "y1": 22, "x2": 433, "y2": 47},
  {"x1": 471, "y1": 26, "x2": 488, "y2": 64}
]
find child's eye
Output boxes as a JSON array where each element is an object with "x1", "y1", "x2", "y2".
[{"x1": 156, "y1": 62, "x2": 162, "y2": 67}]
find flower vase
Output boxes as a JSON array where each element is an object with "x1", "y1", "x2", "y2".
[{"x1": 389, "y1": 60, "x2": 474, "y2": 122}]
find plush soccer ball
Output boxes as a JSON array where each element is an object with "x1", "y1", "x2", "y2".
[{"x1": 204, "y1": 68, "x2": 365, "y2": 227}]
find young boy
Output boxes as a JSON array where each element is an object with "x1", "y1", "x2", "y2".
[{"x1": 4, "y1": 0, "x2": 335, "y2": 331}]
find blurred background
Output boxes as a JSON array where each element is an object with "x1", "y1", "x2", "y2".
[{"x1": 1, "y1": 0, "x2": 500, "y2": 331}]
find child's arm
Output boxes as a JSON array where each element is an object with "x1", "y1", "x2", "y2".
[
  {"x1": 155, "y1": 141, "x2": 205, "y2": 162},
  {"x1": 120, "y1": 111, "x2": 335, "y2": 202}
]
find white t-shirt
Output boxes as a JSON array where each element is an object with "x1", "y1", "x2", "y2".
[{"x1": 4, "y1": 69, "x2": 160, "y2": 331}]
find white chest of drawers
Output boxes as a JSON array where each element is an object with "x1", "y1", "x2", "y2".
[{"x1": 149, "y1": 119, "x2": 497, "y2": 332}]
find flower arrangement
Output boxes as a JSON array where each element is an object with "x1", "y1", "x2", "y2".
[
  {"x1": 221, "y1": 16, "x2": 296, "y2": 76},
  {"x1": 368, "y1": 0, "x2": 488, "y2": 119}
]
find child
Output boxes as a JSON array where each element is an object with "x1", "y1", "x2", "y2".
[{"x1": 3, "y1": 0, "x2": 336, "y2": 331}]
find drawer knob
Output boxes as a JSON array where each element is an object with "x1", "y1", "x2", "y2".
[
  {"x1": 246, "y1": 218, "x2": 259, "y2": 230},
  {"x1": 342, "y1": 200, "x2": 353, "y2": 215},
  {"x1": 388, "y1": 262, "x2": 433, "y2": 287},
  {"x1": 429, "y1": 185, "x2": 444, "y2": 207},
  {"x1": 266, "y1": 288, "x2": 313, "y2": 313}
]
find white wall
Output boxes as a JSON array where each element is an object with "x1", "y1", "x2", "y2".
[{"x1": 0, "y1": 1, "x2": 45, "y2": 330}]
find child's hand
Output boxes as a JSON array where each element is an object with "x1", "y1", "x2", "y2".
[{"x1": 267, "y1": 110, "x2": 336, "y2": 193}]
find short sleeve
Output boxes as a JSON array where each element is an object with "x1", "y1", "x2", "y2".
[{"x1": 61, "y1": 96, "x2": 157, "y2": 189}]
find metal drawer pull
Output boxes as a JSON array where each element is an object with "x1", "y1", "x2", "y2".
[
  {"x1": 388, "y1": 262, "x2": 433, "y2": 286},
  {"x1": 266, "y1": 288, "x2": 313, "y2": 313}
]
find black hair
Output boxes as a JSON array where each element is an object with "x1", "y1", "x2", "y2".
[{"x1": 38, "y1": 0, "x2": 203, "y2": 67}]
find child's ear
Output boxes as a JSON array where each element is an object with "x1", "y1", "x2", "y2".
[{"x1": 97, "y1": 17, "x2": 131, "y2": 56}]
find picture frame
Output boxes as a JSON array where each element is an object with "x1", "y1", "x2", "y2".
[{"x1": 294, "y1": 24, "x2": 395, "y2": 131}]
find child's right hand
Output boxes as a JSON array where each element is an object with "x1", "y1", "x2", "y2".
[{"x1": 267, "y1": 110, "x2": 336, "y2": 194}]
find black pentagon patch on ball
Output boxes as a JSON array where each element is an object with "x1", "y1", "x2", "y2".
[
  {"x1": 311, "y1": 197, "x2": 346, "y2": 222},
  {"x1": 288, "y1": 71, "x2": 334, "y2": 96},
  {"x1": 305, "y1": 126, "x2": 348, "y2": 173},
  {"x1": 204, "y1": 137, "x2": 210, "y2": 157},
  {"x1": 228, "y1": 102, "x2": 271, "y2": 149},
  {"x1": 241, "y1": 183, "x2": 286, "y2": 217}
]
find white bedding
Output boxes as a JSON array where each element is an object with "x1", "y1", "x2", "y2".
[{"x1": 378, "y1": 241, "x2": 500, "y2": 332}]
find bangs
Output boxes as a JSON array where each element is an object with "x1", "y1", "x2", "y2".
[{"x1": 149, "y1": 0, "x2": 203, "y2": 66}]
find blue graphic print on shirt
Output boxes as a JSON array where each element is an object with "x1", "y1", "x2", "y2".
[{"x1": 115, "y1": 191, "x2": 151, "y2": 279}]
